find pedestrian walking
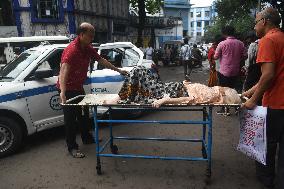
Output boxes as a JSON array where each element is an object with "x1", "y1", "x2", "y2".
[
  {"x1": 164, "y1": 45, "x2": 172, "y2": 66},
  {"x1": 180, "y1": 38, "x2": 191, "y2": 80},
  {"x1": 242, "y1": 7, "x2": 284, "y2": 189},
  {"x1": 190, "y1": 44, "x2": 203, "y2": 68},
  {"x1": 207, "y1": 35, "x2": 223, "y2": 87},
  {"x1": 145, "y1": 43, "x2": 154, "y2": 60},
  {"x1": 57, "y1": 22, "x2": 128, "y2": 158}
]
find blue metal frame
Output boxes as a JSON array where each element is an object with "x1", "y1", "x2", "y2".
[
  {"x1": 12, "y1": 0, "x2": 23, "y2": 36},
  {"x1": 65, "y1": 0, "x2": 76, "y2": 34},
  {"x1": 93, "y1": 105, "x2": 213, "y2": 177}
]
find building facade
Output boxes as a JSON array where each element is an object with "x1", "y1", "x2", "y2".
[
  {"x1": 0, "y1": 0, "x2": 129, "y2": 43},
  {"x1": 0, "y1": 0, "x2": 18, "y2": 37},
  {"x1": 129, "y1": 7, "x2": 182, "y2": 49},
  {"x1": 189, "y1": 4, "x2": 216, "y2": 43},
  {"x1": 163, "y1": 0, "x2": 191, "y2": 38}
]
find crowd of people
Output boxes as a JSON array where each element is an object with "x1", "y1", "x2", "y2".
[{"x1": 137, "y1": 40, "x2": 206, "y2": 68}]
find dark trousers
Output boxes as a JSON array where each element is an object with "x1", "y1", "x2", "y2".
[
  {"x1": 255, "y1": 108, "x2": 284, "y2": 189},
  {"x1": 62, "y1": 90, "x2": 92, "y2": 152},
  {"x1": 218, "y1": 72, "x2": 239, "y2": 90},
  {"x1": 183, "y1": 59, "x2": 192, "y2": 76},
  {"x1": 218, "y1": 73, "x2": 239, "y2": 112}
]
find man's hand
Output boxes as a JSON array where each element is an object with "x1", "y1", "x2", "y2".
[
  {"x1": 60, "y1": 92, "x2": 66, "y2": 104},
  {"x1": 241, "y1": 89, "x2": 253, "y2": 98},
  {"x1": 241, "y1": 98, "x2": 256, "y2": 110},
  {"x1": 119, "y1": 69, "x2": 129, "y2": 76},
  {"x1": 152, "y1": 99, "x2": 165, "y2": 108}
]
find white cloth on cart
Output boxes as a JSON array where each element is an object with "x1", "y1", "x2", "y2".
[{"x1": 78, "y1": 94, "x2": 119, "y2": 105}]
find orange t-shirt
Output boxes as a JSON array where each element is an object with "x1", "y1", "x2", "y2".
[{"x1": 256, "y1": 28, "x2": 284, "y2": 109}]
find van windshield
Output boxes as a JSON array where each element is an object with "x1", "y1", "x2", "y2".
[{"x1": 0, "y1": 50, "x2": 41, "y2": 81}]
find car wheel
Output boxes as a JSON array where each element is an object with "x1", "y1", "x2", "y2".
[{"x1": 0, "y1": 117, "x2": 23, "y2": 158}]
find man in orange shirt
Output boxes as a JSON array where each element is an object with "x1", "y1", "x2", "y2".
[{"x1": 242, "y1": 7, "x2": 284, "y2": 189}]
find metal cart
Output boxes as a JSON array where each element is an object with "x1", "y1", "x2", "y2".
[{"x1": 64, "y1": 94, "x2": 240, "y2": 179}]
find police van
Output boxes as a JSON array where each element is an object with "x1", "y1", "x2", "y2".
[{"x1": 0, "y1": 42, "x2": 157, "y2": 157}]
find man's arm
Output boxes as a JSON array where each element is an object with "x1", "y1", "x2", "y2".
[
  {"x1": 243, "y1": 62, "x2": 275, "y2": 109},
  {"x1": 97, "y1": 58, "x2": 128, "y2": 75},
  {"x1": 59, "y1": 63, "x2": 70, "y2": 104}
]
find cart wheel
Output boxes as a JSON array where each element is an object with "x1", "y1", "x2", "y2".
[
  {"x1": 111, "y1": 145, "x2": 118, "y2": 154},
  {"x1": 202, "y1": 146, "x2": 207, "y2": 159},
  {"x1": 96, "y1": 165, "x2": 102, "y2": 175},
  {"x1": 205, "y1": 169, "x2": 212, "y2": 185}
]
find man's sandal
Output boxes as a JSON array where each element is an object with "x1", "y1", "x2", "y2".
[{"x1": 69, "y1": 149, "x2": 85, "y2": 158}]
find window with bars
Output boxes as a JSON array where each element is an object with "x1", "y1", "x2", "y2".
[
  {"x1": 196, "y1": 12, "x2": 201, "y2": 17},
  {"x1": 205, "y1": 11, "x2": 210, "y2": 17},
  {"x1": 197, "y1": 21, "x2": 201, "y2": 27},
  {"x1": 31, "y1": 0, "x2": 63, "y2": 22}
]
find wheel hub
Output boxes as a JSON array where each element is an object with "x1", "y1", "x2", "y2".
[{"x1": 0, "y1": 125, "x2": 13, "y2": 152}]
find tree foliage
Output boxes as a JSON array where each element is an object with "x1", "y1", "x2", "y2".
[
  {"x1": 129, "y1": 0, "x2": 163, "y2": 45},
  {"x1": 130, "y1": 0, "x2": 164, "y2": 15},
  {"x1": 204, "y1": 0, "x2": 283, "y2": 42}
]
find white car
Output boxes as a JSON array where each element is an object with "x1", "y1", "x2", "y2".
[{"x1": 0, "y1": 42, "x2": 157, "y2": 157}]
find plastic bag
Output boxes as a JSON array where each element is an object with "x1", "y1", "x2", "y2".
[{"x1": 237, "y1": 106, "x2": 267, "y2": 165}]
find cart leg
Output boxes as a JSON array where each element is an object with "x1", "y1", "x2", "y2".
[
  {"x1": 93, "y1": 107, "x2": 102, "y2": 175},
  {"x1": 205, "y1": 168, "x2": 212, "y2": 185},
  {"x1": 202, "y1": 107, "x2": 207, "y2": 159},
  {"x1": 206, "y1": 107, "x2": 213, "y2": 180},
  {"x1": 109, "y1": 108, "x2": 113, "y2": 146},
  {"x1": 109, "y1": 108, "x2": 118, "y2": 154},
  {"x1": 96, "y1": 156, "x2": 102, "y2": 175}
]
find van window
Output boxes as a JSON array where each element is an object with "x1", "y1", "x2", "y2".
[
  {"x1": 100, "y1": 49, "x2": 123, "y2": 68},
  {"x1": 37, "y1": 49, "x2": 63, "y2": 76},
  {"x1": 0, "y1": 50, "x2": 41, "y2": 81},
  {"x1": 122, "y1": 48, "x2": 139, "y2": 67}
]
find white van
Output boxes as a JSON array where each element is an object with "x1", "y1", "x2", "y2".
[{"x1": 0, "y1": 36, "x2": 70, "y2": 68}]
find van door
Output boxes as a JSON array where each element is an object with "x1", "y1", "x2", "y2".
[{"x1": 24, "y1": 49, "x2": 64, "y2": 131}]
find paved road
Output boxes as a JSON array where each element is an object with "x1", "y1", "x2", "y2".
[{"x1": 0, "y1": 63, "x2": 266, "y2": 189}]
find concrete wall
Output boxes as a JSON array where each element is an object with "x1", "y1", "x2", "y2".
[{"x1": 0, "y1": 26, "x2": 18, "y2": 37}]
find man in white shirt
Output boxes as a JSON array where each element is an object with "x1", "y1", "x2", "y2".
[
  {"x1": 145, "y1": 43, "x2": 154, "y2": 60},
  {"x1": 180, "y1": 38, "x2": 191, "y2": 80}
]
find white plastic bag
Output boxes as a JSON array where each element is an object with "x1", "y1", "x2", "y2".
[{"x1": 237, "y1": 106, "x2": 267, "y2": 165}]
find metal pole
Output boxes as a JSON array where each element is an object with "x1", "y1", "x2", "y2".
[
  {"x1": 258, "y1": 0, "x2": 261, "y2": 12},
  {"x1": 176, "y1": 19, "x2": 178, "y2": 40}
]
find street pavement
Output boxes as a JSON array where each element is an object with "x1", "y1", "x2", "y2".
[{"x1": 0, "y1": 61, "x2": 267, "y2": 189}]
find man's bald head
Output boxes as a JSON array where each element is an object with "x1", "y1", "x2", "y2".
[
  {"x1": 258, "y1": 7, "x2": 281, "y2": 27},
  {"x1": 76, "y1": 22, "x2": 95, "y2": 35}
]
